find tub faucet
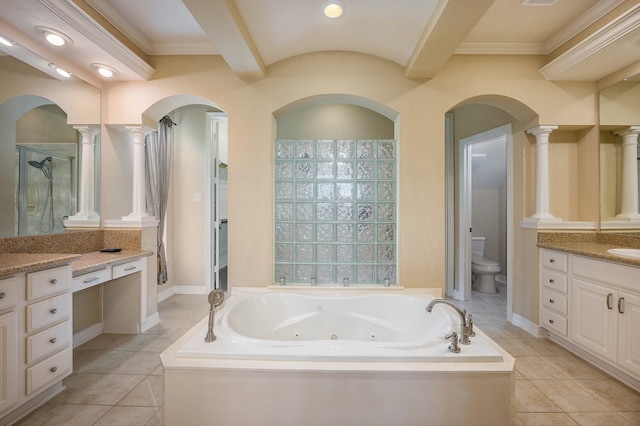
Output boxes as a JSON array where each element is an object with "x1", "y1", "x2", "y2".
[
  {"x1": 425, "y1": 299, "x2": 472, "y2": 345},
  {"x1": 205, "y1": 290, "x2": 225, "y2": 343}
]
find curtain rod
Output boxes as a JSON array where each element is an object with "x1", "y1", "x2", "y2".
[{"x1": 160, "y1": 115, "x2": 177, "y2": 126}]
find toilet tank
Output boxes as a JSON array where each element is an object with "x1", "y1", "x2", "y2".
[{"x1": 471, "y1": 236, "x2": 485, "y2": 257}]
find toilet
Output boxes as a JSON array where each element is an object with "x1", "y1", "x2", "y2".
[{"x1": 471, "y1": 236, "x2": 501, "y2": 293}]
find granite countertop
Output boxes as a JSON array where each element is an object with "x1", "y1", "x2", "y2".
[
  {"x1": 0, "y1": 250, "x2": 153, "y2": 278},
  {"x1": 0, "y1": 253, "x2": 81, "y2": 277},
  {"x1": 538, "y1": 233, "x2": 640, "y2": 268}
]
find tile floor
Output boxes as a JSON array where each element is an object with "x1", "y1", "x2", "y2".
[
  {"x1": 12, "y1": 284, "x2": 640, "y2": 425},
  {"x1": 449, "y1": 282, "x2": 640, "y2": 426}
]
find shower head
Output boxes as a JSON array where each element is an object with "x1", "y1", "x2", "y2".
[
  {"x1": 28, "y1": 156, "x2": 53, "y2": 181},
  {"x1": 28, "y1": 156, "x2": 52, "y2": 169}
]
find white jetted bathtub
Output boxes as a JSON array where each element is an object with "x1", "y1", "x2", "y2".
[{"x1": 161, "y1": 288, "x2": 515, "y2": 426}]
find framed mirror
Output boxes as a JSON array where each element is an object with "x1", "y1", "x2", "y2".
[{"x1": 0, "y1": 56, "x2": 101, "y2": 237}]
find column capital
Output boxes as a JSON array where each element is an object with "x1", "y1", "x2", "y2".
[
  {"x1": 72, "y1": 125, "x2": 99, "y2": 134},
  {"x1": 526, "y1": 125, "x2": 558, "y2": 138},
  {"x1": 125, "y1": 125, "x2": 154, "y2": 137},
  {"x1": 613, "y1": 126, "x2": 640, "y2": 138}
]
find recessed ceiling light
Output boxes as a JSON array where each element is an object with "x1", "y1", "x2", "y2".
[
  {"x1": 322, "y1": 1, "x2": 345, "y2": 18},
  {"x1": 92, "y1": 63, "x2": 118, "y2": 78},
  {"x1": 49, "y1": 63, "x2": 72, "y2": 78},
  {"x1": 37, "y1": 27, "x2": 73, "y2": 47},
  {"x1": 0, "y1": 35, "x2": 13, "y2": 47}
]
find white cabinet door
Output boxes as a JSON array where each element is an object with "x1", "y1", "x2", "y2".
[
  {"x1": 0, "y1": 310, "x2": 17, "y2": 415},
  {"x1": 571, "y1": 278, "x2": 617, "y2": 362},
  {"x1": 617, "y1": 291, "x2": 640, "y2": 377}
]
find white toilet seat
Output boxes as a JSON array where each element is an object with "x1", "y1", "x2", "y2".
[{"x1": 471, "y1": 257, "x2": 500, "y2": 273}]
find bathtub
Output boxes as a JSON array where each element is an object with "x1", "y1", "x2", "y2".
[{"x1": 161, "y1": 288, "x2": 515, "y2": 426}]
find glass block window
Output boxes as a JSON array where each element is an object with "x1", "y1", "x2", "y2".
[{"x1": 274, "y1": 139, "x2": 396, "y2": 285}]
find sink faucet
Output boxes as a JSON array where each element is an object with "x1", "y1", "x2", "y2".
[{"x1": 425, "y1": 299, "x2": 473, "y2": 345}]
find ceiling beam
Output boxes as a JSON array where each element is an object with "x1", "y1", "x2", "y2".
[
  {"x1": 181, "y1": 0, "x2": 265, "y2": 79},
  {"x1": 405, "y1": 0, "x2": 495, "y2": 79}
]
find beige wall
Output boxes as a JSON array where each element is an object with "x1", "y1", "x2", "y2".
[{"x1": 99, "y1": 52, "x2": 598, "y2": 325}]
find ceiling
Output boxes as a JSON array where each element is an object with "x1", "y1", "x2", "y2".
[{"x1": 1, "y1": 0, "x2": 639, "y2": 86}]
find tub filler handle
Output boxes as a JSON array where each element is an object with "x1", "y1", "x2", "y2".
[
  {"x1": 205, "y1": 290, "x2": 225, "y2": 343},
  {"x1": 425, "y1": 299, "x2": 472, "y2": 345},
  {"x1": 445, "y1": 331, "x2": 460, "y2": 353}
]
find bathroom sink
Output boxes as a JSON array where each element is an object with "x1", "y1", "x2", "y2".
[{"x1": 607, "y1": 248, "x2": 640, "y2": 259}]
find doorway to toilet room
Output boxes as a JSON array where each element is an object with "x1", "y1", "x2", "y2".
[{"x1": 446, "y1": 117, "x2": 512, "y2": 321}]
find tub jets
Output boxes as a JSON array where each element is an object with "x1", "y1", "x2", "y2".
[
  {"x1": 425, "y1": 299, "x2": 475, "y2": 348},
  {"x1": 205, "y1": 290, "x2": 225, "y2": 342}
]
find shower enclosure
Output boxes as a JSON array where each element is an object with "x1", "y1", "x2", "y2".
[{"x1": 15, "y1": 145, "x2": 76, "y2": 235}]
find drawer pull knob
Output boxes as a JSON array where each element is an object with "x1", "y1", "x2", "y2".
[
  {"x1": 49, "y1": 337, "x2": 57, "y2": 344},
  {"x1": 83, "y1": 276, "x2": 100, "y2": 284},
  {"x1": 50, "y1": 366, "x2": 57, "y2": 373},
  {"x1": 549, "y1": 319, "x2": 554, "y2": 324},
  {"x1": 0, "y1": 292, "x2": 5, "y2": 299},
  {"x1": 124, "y1": 266, "x2": 136, "y2": 272},
  {"x1": 50, "y1": 278, "x2": 58, "y2": 285},
  {"x1": 549, "y1": 259, "x2": 555, "y2": 263},
  {"x1": 607, "y1": 293, "x2": 613, "y2": 310},
  {"x1": 549, "y1": 279, "x2": 554, "y2": 283},
  {"x1": 549, "y1": 299, "x2": 554, "y2": 303},
  {"x1": 50, "y1": 308, "x2": 58, "y2": 315}
]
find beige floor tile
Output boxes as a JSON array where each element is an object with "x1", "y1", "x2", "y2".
[
  {"x1": 540, "y1": 356, "x2": 605, "y2": 380},
  {"x1": 93, "y1": 406, "x2": 158, "y2": 426},
  {"x1": 54, "y1": 373, "x2": 146, "y2": 405},
  {"x1": 513, "y1": 380, "x2": 561, "y2": 413},
  {"x1": 516, "y1": 357, "x2": 570, "y2": 380},
  {"x1": 568, "y1": 412, "x2": 633, "y2": 426},
  {"x1": 118, "y1": 375, "x2": 164, "y2": 407},
  {"x1": 617, "y1": 412, "x2": 640, "y2": 425},
  {"x1": 575, "y1": 379, "x2": 640, "y2": 411},
  {"x1": 518, "y1": 338, "x2": 569, "y2": 357},
  {"x1": 529, "y1": 380, "x2": 611, "y2": 412},
  {"x1": 14, "y1": 403, "x2": 111, "y2": 426},
  {"x1": 493, "y1": 338, "x2": 537, "y2": 357},
  {"x1": 145, "y1": 408, "x2": 163, "y2": 426},
  {"x1": 517, "y1": 412, "x2": 579, "y2": 425},
  {"x1": 75, "y1": 350, "x2": 161, "y2": 375}
]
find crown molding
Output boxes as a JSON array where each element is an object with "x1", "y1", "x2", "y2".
[
  {"x1": 540, "y1": 3, "x2": 640, "y2": 80},
  {"x1": 455, "y1": 41, "x2": 546, "y2": 55},
  {"x1": 38, "y1": 0, "x2": 155, "y2": 80}
]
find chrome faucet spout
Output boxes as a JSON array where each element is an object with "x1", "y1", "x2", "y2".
[{"x1": 425, "y1": 299, "x2": 472, "y2": 345}]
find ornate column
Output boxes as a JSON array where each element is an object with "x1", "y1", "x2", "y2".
[
  {"x1": 614, "y1": 126, "x2": 640, "y2": 220},
  {"x1": 123, "y1": 126, "x2": 156, "y2": 223},
  {"x1": 65, "y1": 126, "x2": 100, "y2": 226},
  {"x1": 525, "y1": 125, "x2": 561, "y2": 222}
]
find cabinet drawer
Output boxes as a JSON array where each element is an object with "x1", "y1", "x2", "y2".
[
  {"x1": 26, "y1": 347, "x2": 72, "y2": 396},
  {"x1": 542, "y1": 288, "x2": 568, "y2": 315},
  {"x1": 26, "y1": 266, "x2": 70, "y2": 301},
  {"x1": 113, "y1": 260, "x2": 142, "y2": 279},
  {"x1": 541, "y1": 250, "x2": 568, "y2": 273},
  {"x1": 541, "y1": 308, "x2": 567, "y2": 336},
  {"x1": 72, "y1": 268, "x2": 111, "y2": 293},
  {"x1": 25, "y1": 293, "x2": 70, "y2": 333},
  {"x1": 26, "y1": 320, "x2": 70, "y2": 365},
  {"x1": 541, "y1": 269, "x2": 568, "y2": 293},
  {"x1": 0, "y1": 276, "x2": 18, "y2": 311}
]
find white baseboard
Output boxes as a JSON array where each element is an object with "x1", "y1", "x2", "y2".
[
  {"x1": 496, "y1": 274, "x2": 507, "y2": 285},
  {"x1": 158, "y1": 286, "x2": 176, "y2": 302},
  {"x1": 73, "y1": 322, "x2": 103, "y2": 348},
  {"x1": 511, "y1": 313, "x2": 545, "y2": 338},
  {"x1": 141, "y1": 312, "x2": 161, "y2": 333},
  {"x1": 172, "y1": 285, "x2": 208, "y2": 295}
]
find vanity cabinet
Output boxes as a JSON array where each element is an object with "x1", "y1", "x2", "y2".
[
  {"x1": 539, "y1": 250, "x2": 569, "y2": 337},
  {"x1": 540, "y1": 249, "x2": 640, "y2": 388},
  {"x1": 0, "y1": 263, "x2": 73, "y2": 421},
  {"x1": 0, "y1": 276, "x2": 18, "y2": 415}
]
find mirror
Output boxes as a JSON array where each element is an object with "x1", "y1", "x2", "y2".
[
  {"x1": 0, "y1": 56, "x2": 101, "y2": 237},
  {"x1": 600, "y1": 77, "x2": 640, "y2": 230}
]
